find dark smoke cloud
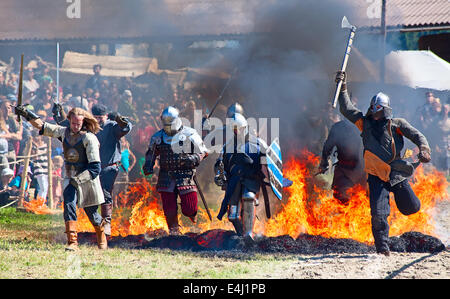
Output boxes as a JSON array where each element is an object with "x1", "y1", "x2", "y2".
[{"x1": 224, "y1": 0, "x2": 362, "y2": 153}]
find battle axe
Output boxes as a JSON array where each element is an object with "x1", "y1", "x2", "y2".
[{"x1": 332, "y1": 16, "x2": 357, "y2": 108}]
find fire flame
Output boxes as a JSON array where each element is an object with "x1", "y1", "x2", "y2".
[
  {"x1": 262, "y1": 150, "x2": 448, "y2": 243},
  {"x1": 23, "y1": 197, "x2": 59, "y2": 215},
  {"x1": 72, "y1": 149, "x2": 450, "y2": 244},
  {"x1": 76, "y1": 178, "x2": 234, "y2": 236}
]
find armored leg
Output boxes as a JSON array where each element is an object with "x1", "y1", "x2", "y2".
[
  {"x1": 228, "y1": 202, "x2": 243, "y2": 236},
  {"x1": 241, "y1": 189, "x2": 256, "y2": 245},
  {"x1": 160, "y1": 192, "x2": 181, "y2": 235}
]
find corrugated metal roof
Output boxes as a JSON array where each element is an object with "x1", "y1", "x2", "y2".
[
  {"x1": 352, "y1": 0, "x2": 450, "y2": 29},
  {"x1": 0, "y1": 0, "x2": 448, "y2": 42}
]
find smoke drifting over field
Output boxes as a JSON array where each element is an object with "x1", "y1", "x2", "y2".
[{"x1": 233, "y1": 0, "x2": 358, "y2": 148}]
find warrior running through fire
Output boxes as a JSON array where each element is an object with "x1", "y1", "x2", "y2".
[
  {"x1": 214, "y1": 112, "x2": 268, "y2": 245},
  {"x1": 15, "y1": 105, "x2": 107, "y2": 251},
  {"x1": 319, "y1": 115, "x2": 366, "y2": 204},
  {"x1": 142, "y1": 106, "x2": 208, "y2": 235},
  {"x1": 335, "y1": 70, "x2": 432, "y2": 256}
]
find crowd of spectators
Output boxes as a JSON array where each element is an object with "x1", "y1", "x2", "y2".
[
  {"x1": 0, "y1": 54, "x2": 448, "y2": 208},
  {"x1": 0, "y1": 55, "x2": 210, "y2": 208},
  {"x1": 414, "y1": 91, "x2": 450, "y2": 175}
]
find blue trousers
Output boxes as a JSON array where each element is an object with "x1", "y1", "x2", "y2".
[
  {"x1": 63, "y1": 184, "x2": 102, "y2": 226},
  {"x1": 367, "y1": 174, "x2": 421, "y2": 252},
  {"x1": 99, "y1": 165, "x2": 119, "y2": 205}
]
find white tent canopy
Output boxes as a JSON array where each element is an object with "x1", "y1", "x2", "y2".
[
  {"x1": 61, "y1": 51, "x2": 158, "y2": 77},
  {"x1": 385, "y1": 50, "x2": 450, "y2": 91}
]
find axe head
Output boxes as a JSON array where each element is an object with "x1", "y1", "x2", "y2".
[{"x1": 341, "y1": 16, "x2": 356, "y2": 30}]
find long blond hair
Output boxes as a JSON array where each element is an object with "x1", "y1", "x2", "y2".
[{"x1": 67, "y1": 107, "x2": 100, "y2": 134}]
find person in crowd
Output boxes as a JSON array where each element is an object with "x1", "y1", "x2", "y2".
[
  {"x1": 112, "y1": 137, "x2": 136, "y2": 208},
  {"x1": 33, "y1": 88, "x2": 53, "y2": 113},
  {"x1": 0, "y1": 72, "x2": 9, "y2": 96},
  {"x1": 0, "y1": 168, "x2": 16, "y2": 207},
  {"x1": 0, "y1": 108, "x2": 10, "y2": 173},
  {"x1": 425, "y1": 101, "x2": 450, "y2": 174},
  {"x1": 0, "y1": 100, "x2": 22, "y2": 172},
  {"x1": 23, "y1": 69, "x2": 40, "y2": 102},
  {"x1": 51, "y1": 155, "x2": 64, "y2": 209},
  {"x1": 85, "y1": 64, "x2": 106, "y2": 91},
  {"x1": 130, "y1": 110, "x2": 158, "y2": 180},
  {"x1": 5, "y1": 73, "x2": 18, "y2": 96},
  {"x1": 9, "y1": 165, "x2": 33, "y2": 196},
  {"x1": 117, "y1": 90, "x2": 138, "y2": 123},
  {"x1": 416, "y1": 91, "x2": 438, "y2": 131},
  {"x1": 31, "y1": 132, "x2": 49, "y2": 200}
]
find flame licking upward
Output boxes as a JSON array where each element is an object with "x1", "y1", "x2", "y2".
[
  {"x1": 263, "y1": 150, "x2": 448, "y2": 243},
  {"x1": 72, "y1": 149, "x2": 448, "y2": 244}
]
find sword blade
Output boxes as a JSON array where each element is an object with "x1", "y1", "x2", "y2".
[
  {"x1": 56, "y1": 42, "x2": 60, "y2": 104},
  {"x1": 16, "y1": 54, "x2": 24, "y2": 123}
]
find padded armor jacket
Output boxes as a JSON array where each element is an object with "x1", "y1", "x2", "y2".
[
  {"x1": 145, "y1": 126, "x2": 208, "y2": 193},
  {"x1": 338, "y1": 89, "x2": 430, "y2": 186}
]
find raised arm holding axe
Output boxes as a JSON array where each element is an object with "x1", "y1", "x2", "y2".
[{"x1": 331, "y1": 17, "x2": 432, "y2": 256}]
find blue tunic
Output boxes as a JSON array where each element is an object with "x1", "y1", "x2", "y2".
[{"x1": 96, "y1": 119, "x2": 132, "y2": 168}]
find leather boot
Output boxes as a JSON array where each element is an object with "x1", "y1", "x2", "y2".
[
  {"x1": 101, "y1": 203, "x2": 113, "y2": 237},
  {"x1": 94, "y1": 222, "x2": 108, "y2": 250},
  {"x1": 166, "y1": 214, "x2": 181, "y2": 235},
  {"x1": 65, "y1": 221, "x2": 79, "y2": 251}
]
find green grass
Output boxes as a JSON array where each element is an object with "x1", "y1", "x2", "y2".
[{"x1": 0, "y1": 207, "x2": 297, "y2": 279}]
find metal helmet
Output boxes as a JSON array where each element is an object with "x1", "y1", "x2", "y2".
[
  {"x1": 226, "y1": 102, "x2": 244, "y2": 118},
  {"x1": 370, "y1": 92, "x2": 390, "y2": 114},
  {"x1": 161, "y1": 106, "x2": 182, "y2": 136},
  {"x1": 229, "y1": 113, "x2": 248, "y2": 136},
  {"x1": 369, "y1": 92, "x2": 393, "y2": 119}
]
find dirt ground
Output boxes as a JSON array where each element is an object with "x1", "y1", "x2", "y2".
[
  {"x1": 266, "y1": 200, "x2": 449, "y2": 279},
  {"x1": 266, "y1": 251, "x2": 449, "y2": 279}
]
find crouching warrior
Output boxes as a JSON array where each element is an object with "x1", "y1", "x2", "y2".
[
  {"x1": 214, "y1": 113, "x2": 268, "y2": 245},
  {"x1": 142, "y1": 106, "x2": 208, "y2": 234},
  {"x1": 15, "y1": 106, "x2": 107, "y2": 251}
]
